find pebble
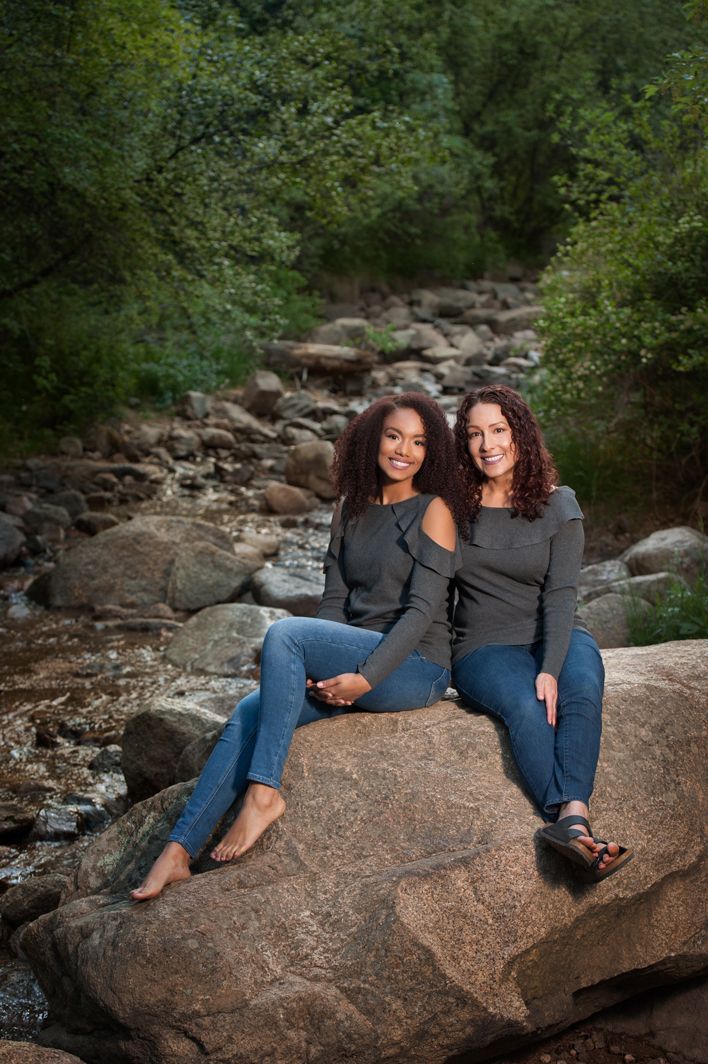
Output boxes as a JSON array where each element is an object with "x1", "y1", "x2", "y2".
[{"x1": 624, "y1": 1056, "x2": 635, "y2": 1063}]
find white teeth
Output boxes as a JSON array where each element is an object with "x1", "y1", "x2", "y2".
[
  {"x1": 482, "y1": 455, "x2": 503, "y2": 463},
  {"x1": 390, "y1": 459, "x2": 411, "y2": 468}
]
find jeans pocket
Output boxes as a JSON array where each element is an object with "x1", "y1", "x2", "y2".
[{"x1": 425, "y1": 668, "x2": 451, "y2": 706}]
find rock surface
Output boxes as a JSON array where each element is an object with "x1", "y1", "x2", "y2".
[
  {"x1": 21, "y1": 641, "x2": 708, "y2": 1064},
  {"x1": 121, "y1": 697, "x2": 232, "y2": 802},
  {"x1": 621, "y1": 526, "x2": 708, "y2": 584},
  {"x1": 0, "y1": 1043, "x2": 85, "y2": 1063},
  {"x1": 577, "y1": 593, "x2": 652, "y2": 649},
  {"x1": 164, "y1": 603, "x2": 291, "y2": 675},
  {"x1": 28, "y1": 516, "x2": 234, "y2": 608}
]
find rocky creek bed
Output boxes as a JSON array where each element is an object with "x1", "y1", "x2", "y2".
[{"x1": 0, "y1": 278, "x2": 706, "y2": 1062}]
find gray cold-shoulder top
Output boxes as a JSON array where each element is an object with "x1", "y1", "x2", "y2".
[
  {"x1": 315, "y1": 493, "x2": 460, "y2": 688},
  {"x1": 453, "y1": 486, "x2": 587, "y2": 678}
]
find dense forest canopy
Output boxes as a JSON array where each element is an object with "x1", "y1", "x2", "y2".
[{"x1": 0, "y1": 0, "x2": 703, "y2": 488}]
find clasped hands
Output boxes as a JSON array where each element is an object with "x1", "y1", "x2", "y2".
[{"x1": 306, "y1": 672, "x2": 372, "y2": 707}]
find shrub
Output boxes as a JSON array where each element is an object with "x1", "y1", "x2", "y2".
[{"x1": 628, "y1": 571, "x2": 708, "y2": 645}]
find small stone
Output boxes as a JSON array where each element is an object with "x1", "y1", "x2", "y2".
[
  {"x1": 58, "y1": 435, "x2": 84, "y2": 458},
  {"x1": 540, "y1": 1055, "x2": 552, "y2": 1063},
  {"x1": 609, "y1": 1045, "x2": 622, "y2": 1055},
  {"x1": 264, "y1": 481, "x2": 314, "y2": 515},
  {"x1": 31, "y1": 806, "x2": 81, "y2": 841},
  {"x1": 182, "y1": 391, "x2": 211, "y2": 419},
  {"x1": 75, "y1": 512, "x2": 120, "y2": 535},
  {"x1": 624, "y1": 1057, "x2": 635, "y2": 1063},
  {"x1": 0, "y1": 803, "x2": 34, "y2": 841},
  {"x1": 200, "y1": 427, "x2": 236, "y2": 450}
]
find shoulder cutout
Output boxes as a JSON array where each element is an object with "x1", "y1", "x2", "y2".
[{"x1": 421, "y1": 497, "x2": 456, "y2": 552}]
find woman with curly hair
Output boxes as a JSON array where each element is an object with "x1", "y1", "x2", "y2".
[
  {"x1": 132, "y1": 393, "x2": 462, "y2": 899},
  {"x1": 452, "y1": 385, "x2": 633, "y2": 881}
]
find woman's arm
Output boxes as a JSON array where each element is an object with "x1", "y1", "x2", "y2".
[
  {"x1": 315, "y1": 503, "x2": 349, "y2": 625},
  {"x1": 536, "y1": 517, "x2": 584, "y2": 724}
]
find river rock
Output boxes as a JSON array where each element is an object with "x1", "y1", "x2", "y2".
[
  {"x1": 263, "y1": 482, "x2": 314, "y2": 515},
  {"x1": 167, "y1": 541, "x2": 263, "y2": 611},
  {"x1": 309, "y1": 318, "x2": 369, "y2": 346},
  {"x1": 0, "y1": 801, "x2": 34, "y2": 840},
  {"x1": 28, "y1": 516, "x2": 233, "y2": 609},
  {"x1": 580, "y1": 571, "x2": 688, "y2": 607},
  {"x1": 45, "y1": 491, "x2": 87, "y2": 520},
  {"x1": 577, "y1": 593, "x2": 652, "y2": 648},
  {"x1": 122, "y1": 697, "x2": 231, "y2": 801},
  {"x1": 74, "y1": 512, "x2": 120, "y2": 536},
  {"x1": 181, "y1": 392, "x2": 211, "y2": 420},
  {"x1": 22, "y1": 504, "x2": 72, "y2": 535},
  {"x1": 0, "y1": 514, "x2": 25, "y2": 568},
  {"x1": 492, "y1": 305, "x2": 543, "y2": 334},
  {"x1": 164, "y1": 603, "x2": 290, "y2": 675},
  {"x1": 454, "y1": 329, "x2": 486, "y2": 364},
  {"x1": 199, "y1": 427, "x2": 235, "y2": 450},
  {"x1": 212, "y1": 401, "x2": 278, "y2": 440},
  {"x1": 579, "y1": 560, "x2": 631, "y2": 597},
  {"x1": 251, "y1": 567, "x2": 324, "y2": 616},
  {"x1": 0, "y1": 874, "x2": 68, "y2": 929},
  {"x1": 241, "y1": 370, "x2": 284, "y2": 416},
  {"x1": 0, "y1": 1043, "x2": 85, "y2": 1063},
  {"x1": 621, "y1": 526, "x2": 708, "y2": 584},
  {"x1": 20, "y1": 641, "x2": 708, "y2": 1064},
  {"x1": 285, "y1": 441, "x2": 335, "y2": 499}
]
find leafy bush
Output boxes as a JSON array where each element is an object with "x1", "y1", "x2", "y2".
[
  {"x1": 533, "y1": 27, "x2": 708, "y2": 513},
  {"x1": 628, "y1": 571, "x2": 708, "y2": 645}
]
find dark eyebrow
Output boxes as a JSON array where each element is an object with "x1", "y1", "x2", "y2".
[
  {"x1": 385, "y1": 424, "x2": 427, "y2": 437},
  {"x1": 468, "y1": 420, "x2": 507, "y2": 429}
]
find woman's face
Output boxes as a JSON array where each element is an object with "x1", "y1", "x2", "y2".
[
  {"x1": 377, "y1": 407, "x2": 427, "y2": 485},
  {"x1": 466, "y1": 402, "x2": 517, "y2": 480}
]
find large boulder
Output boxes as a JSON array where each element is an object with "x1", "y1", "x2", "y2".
[
  {"x1": 121, "y1": 696, "x2": 233, "y2": 802},
  {"x1": 164, "y1": 603, "x2": 291, "y2": 675},
  {"x1": 251, "y1": 567, "x2": 324, "y2": 616},
  {"x1": 285, "y1": 441, "x2": 336, "y2": 499},
  {"x1": 21, "y1": 642, "x2": 708, "y2": 1064},
  {"x1": 166, "y1": 541, "x2": 264, "y2": 611},
  {"x1": 576, "y1": 592, "x2": 652, "y2": 648},
  {"x1": 27, "y1": 516, "x2": 234, "y2": 608},
  {"x1": 621, "y1": 526, "x2": 708, "y2": 584}
]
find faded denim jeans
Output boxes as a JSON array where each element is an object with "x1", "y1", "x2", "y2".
[
  {"x1": 169, "y1": 617, "x2": 450, "y2": 857},
  {"x1": 452, "y1": 629, "x2": 604, "y2": 818}
]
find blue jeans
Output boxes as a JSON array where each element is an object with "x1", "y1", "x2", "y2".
[
  {"x1": 452, "y1": 629, "x2": 604, "y2": 818},
  {"x1": 169, "y1": 617, "x2": 450, "y2": 857}
]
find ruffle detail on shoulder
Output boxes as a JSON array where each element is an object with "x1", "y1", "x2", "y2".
[
  {"x1": 392, "y1": 496, "x2": 463, "y2": 577},
  {"x1": 466, "y1": 486, "x2": 584, "y2": 549}
]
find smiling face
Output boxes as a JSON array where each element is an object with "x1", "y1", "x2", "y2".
[
  {"x1": 377, "y1": 407, "x2": 428, "y2": 487},
  {"x1": 466, "y1": 402, "x2": 517, "y2": 482}
]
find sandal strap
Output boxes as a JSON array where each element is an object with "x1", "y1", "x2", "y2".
[{"x1": 556, "y1": 814, "x2": 591, "y2": 833}]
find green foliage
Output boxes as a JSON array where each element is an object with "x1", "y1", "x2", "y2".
[
  {"x1": 0, "y1": 0, "x2": 696, "y2": 447},
  {"x1": 362, "y1": 324, "x2": 404, "y2": 357},
  {"x1": 628, "y1": 571, "x2": 708, "y2": 645},
  {"x1": 533, "y1": 30, "x2": 708, "y2": 511}
]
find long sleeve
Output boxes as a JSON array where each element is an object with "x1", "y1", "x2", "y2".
[
  {"x1": 540, "y1": 517, "x2": 584, "y2": 678},
  {"x1": 356, "y1": 530, "x2": 457, "y2": 688},
  {"x1": 315, "y1": 506, "x2": 349, "y2": 625}
]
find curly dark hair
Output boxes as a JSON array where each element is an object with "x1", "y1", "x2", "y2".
[
  {"x1": 332, "y1": 392, "x2": 466, "y2": 526},
  {"x1": 454, "y1": 385, "x2": 558, "y2": 522}
]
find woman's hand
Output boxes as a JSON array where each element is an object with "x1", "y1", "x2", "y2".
[
  {"x1": 308, "y1": 672, "x2": 372, "y2": 704},
  {"x1": 535, "y1": 672, "x2": 558, "y2": 727}
]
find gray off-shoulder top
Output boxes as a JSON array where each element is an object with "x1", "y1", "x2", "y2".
[
  {"x1": 316, "y1": 493, "x2": 460, "y2": 687},
  {"x1": 453, "y1": 486, "x2": 587, "y2": 678}
]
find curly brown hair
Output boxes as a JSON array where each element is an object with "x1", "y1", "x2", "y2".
[
  {"x1": 332, "y1": 392, "x2": 466, "y2": 526},
  {"x1": 454, "y1": 385, "x2": 558, "y2": 522}
]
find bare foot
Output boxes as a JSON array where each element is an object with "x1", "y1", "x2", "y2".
[
  {"x1": 130, "y1": 842, "x2": 192, "y2": 901},
  {"x1": 558, "y1": 801, "x2": 620, "y2": 872},
  {"x1": 211, "y1": 783, "x2": 285, "y2": 862}
]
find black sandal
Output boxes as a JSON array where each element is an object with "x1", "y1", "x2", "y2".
[{"x1": 536, "y1": 815, "x2": 634, "y2": 882}]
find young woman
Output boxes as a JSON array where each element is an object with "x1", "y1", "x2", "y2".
[
  {"x1": 131, "y1": 393, "x2": 463, "y2": 900},
  {"x1": 452, "y1": 385, "x2": 632, "y2": 882}
]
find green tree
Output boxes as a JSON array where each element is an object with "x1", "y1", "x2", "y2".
[{"x1": 534, "y1": 12, "x2": 708, "y2": 513}]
